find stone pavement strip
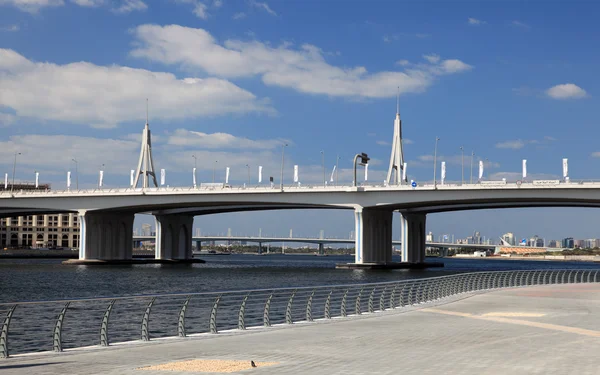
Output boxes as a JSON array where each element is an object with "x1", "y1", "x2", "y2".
[{"x1": 2, "y1": 284, "x2": 600, "y2": 375}]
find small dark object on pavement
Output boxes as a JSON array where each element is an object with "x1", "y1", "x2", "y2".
[{"x1": 251, "y1": 360, "x2": 257, "y2": 368}]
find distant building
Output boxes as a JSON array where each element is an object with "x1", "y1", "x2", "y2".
[
  {"x1": 562, "y1": 237, "x2": 574, "y2": 249},
  {"x1": 574, "y1": 239, "x2": 585, "y2": 248},
  {"x1": 547, "y1": 240, "x2": 560, "y2": 248},
  {"x1": 141, "y1": 223, "x2": 152, "y2": 236},
  {"x1": 1, "y1": 214, "x2": 79, "y2": 248},
  {"x1": 501, "y1": 232, "x2": 516, "y2": 246},
  {"x1": 426, "y1": 231, "x2": 434, "y2": 242}
]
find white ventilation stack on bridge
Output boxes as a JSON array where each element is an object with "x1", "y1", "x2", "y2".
[
  {"x1": 133, "y1": 100, "x2": 158, "y2": 188},
  {"x1": 386, "y1": 90, "x2": 406, "y2": 185}
]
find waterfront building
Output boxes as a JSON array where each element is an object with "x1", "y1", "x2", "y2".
[
  {"x1": 1, "y1": 213, "x2": 80, "y2": 248},
  {"x1": 0, "y1": 182, "x2": 80, "y2": 249},
  {"x1": 426, "y1": 231, "x2": 434, "y2": 242},
  {"x1": 501, "y1": 232, "x2": 516, "y2": 246}
]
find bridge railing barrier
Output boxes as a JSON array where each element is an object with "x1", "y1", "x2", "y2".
[{"x1": 1, "y1": 269, "x2": 599, "y2": 358}]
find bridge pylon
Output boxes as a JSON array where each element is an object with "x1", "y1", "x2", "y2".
[
  {"x1": 133, "y1": 101, "x2": 158, "y2": 188},
  {"x1": 386, "y1": 90, "x2": 406, "y2": 185}
]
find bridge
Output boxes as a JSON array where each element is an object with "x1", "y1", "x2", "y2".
[
  {"x1": 132, "y1": 235, "x2": 497, "y2": 255},
  {"x1": 0, "y1": 106, "x2": 587, "y2": 268}
]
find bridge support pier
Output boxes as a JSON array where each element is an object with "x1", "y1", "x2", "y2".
[
  {"x1": 318, "y1": 243, "x2": 324, "y2": 255},
  {"x1": 400, "y1": 212, "x2": 427, "y2": 264},
  {"x1": 258, "y1": 242, "x2": 263, "y2": 255},
  {"x1": 195, "y1": 240, "x2": 202, "y2": 252},
  {"x1": 155, "y1": 215, "x2": 194, "y2": 260},
  {"x1": 341, "y1": 207, "x2": 393, "y2": 267},
  {"x1": 76, "y1": 211, "x2": 134, "y2": 261}
]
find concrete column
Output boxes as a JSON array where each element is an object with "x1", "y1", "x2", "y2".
[
  {"x1": 318, "y1": 243, "x2": 324, "y2": 255},
  {"x1": 78, "y1": 210, "x2": 134, "y2": 260},
  {"x1": 155, "y1": 214, "x2": 193, "y2": 260},
  {"x1": 399, "y1": 213, "x2": 408, "y2": 262},
  {"x1": 196, "y1": 240, "x2": 202, "y2": 252},
  {"x1": 258, "y1": 242, "x2": 262, "y2": 255},
  {"x1": 354, "y1": 207, "x2": 393, "y2": 264},
  {"x1": 402, "y1": 212, "x2": 427, "y2": 263}
]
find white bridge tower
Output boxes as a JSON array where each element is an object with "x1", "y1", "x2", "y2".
[
  {"x1": 386, "y1": 91, "x2": 406, "y2": 185},
  {"x1": 133, "y1": 101, "x2": 158, "y2": 188}
]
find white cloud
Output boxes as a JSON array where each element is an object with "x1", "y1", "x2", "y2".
[
  {"x1": 546, "y1": 83, "x2": 587, "y2": 100},
  {"x1": 1, "y1": 24, "x2": 20, "y2": 32},
  {"x1": 71, "y1": 0, "x2": 104, "y2": 6},
  {"x1": 130, "y1": 24, "x2": 473, "y2": 99},
  {"x1": 167, "y1": 129, "x2": 287, "y2": 149},
  {"x1": 212, "y1": 0, "x2": 221, "y2": 7},
  {"x1": 591, "y1": 152, "x2": 600, "y2": 158},
  {"x1": 249, "y1": 0, "x2": 276, "y2": 16},
  {"x1": 232, "y1": 12, "x2": 246, "y2": 19},
  {"x1": 0, "y1": 0, "x2": 64, "y2": 12},
  {"x1": 111, "y1": 0, "x2": 146, "y2": 13},
  {"x1": 511, "y1": 20, "x2": 531, "y2": 29},
  {"x1": 0, "y1": 48, "x2": 274, "y2": 128},
  {"x1": 423, "y1": 54, "x2": 440, "y2": 64},
  {"x1": 495, "y1": 137, "x2": 556, "y2": 149},
  {"x1": 468, "y1": 17, "x2": 485, "y2": 25},
  {"x1": 438, "y1": 59, "x2": 472, "y2": 74},
  {"x1": 193, "y1": 2, "x2": 208, "y2": 18},
  {"x1": 495, "y1": 139, "x2": 526, "y2": 149},
  {"x1": 376, "y1": 140, "x2": 390, "y2": 146},
  {"x1": 404, "y1": 139, "x2": 414, "y2": 144},
  {"x1": 395, "y1": 59, "x2": 410, "y2": 66}
]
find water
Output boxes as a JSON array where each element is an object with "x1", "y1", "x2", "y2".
[{"x1": 2, "y1": 254, "x2": 600, "y2": 303}]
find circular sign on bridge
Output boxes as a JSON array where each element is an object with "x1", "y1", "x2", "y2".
[{"x1": 411, "y1": 181, "x2": 417, "y2": 188}]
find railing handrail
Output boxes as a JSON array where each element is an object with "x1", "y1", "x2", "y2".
[{"x1": 0, "y1": 268, "x2": 580, "y2": 306}]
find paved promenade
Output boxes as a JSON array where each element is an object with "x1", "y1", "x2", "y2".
[{"x1": 2, "y1": 283, "x2": 600, "y2": 374}]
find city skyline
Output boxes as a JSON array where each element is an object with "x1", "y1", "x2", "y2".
[{"x1": 2, "y1": 1, "x2": 600, "y2": 239}]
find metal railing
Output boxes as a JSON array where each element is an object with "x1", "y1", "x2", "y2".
[{"x1": 1, "y1": 269, "x2": 598, "y2": 358}]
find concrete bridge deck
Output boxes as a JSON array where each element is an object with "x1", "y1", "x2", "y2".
[{"x1": 2, "y1": 283, "x2": 599, "y2": 374}]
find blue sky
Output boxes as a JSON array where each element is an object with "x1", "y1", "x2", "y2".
[{"x1": 1, "y1": 0, "x2": 599, "y2": 242}]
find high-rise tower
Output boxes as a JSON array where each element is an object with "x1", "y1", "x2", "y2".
[
  {"x1": 386, "y1": 92, "x2": 406, "y2": 185},
  {"x1": 133, "y1": 101, "x2": 158, "y2": 188}
]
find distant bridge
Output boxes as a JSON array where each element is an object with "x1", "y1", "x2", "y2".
[{"x1": 132, "y1": 235, "x2": 497, "y2": 254}]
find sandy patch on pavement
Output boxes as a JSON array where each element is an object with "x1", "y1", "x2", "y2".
[{"x1": 138, "y1": 359, "x2": 278, "y2": 372}]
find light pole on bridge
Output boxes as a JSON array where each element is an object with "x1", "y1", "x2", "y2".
[
  {"x1": 320, "y1": 150, "x2": 325, "y2": 186},
  {"x1": 433, "y1": 137, "x2": 440, "y2": 187},
  {"x1": 245, "y1": 164, "x2": 250, "y2": 185},
  {"x1": 192, "y1": 155, "x2": 197, "y2": 187},
  {"x1": 353, "y1": 153, "x2": 369, "y2": 187},
  {"x1": 460, "y1": 146, "x2": 464, "y2": 185},
  {"x1": 280, "y1": 143, "x2": 288, "y2": 190},
  {"x1": 470, "y1": 150, "x2": 474, "y2": 184},
  {"x1": 11, "y1": 151, "x2": 21, "y2": 192}
]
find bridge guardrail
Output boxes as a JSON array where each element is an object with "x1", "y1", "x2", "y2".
[
  {"x1": 4, "y1": 179, "x2": 600, "y2": 197},
  {"x1": 1, "y1": 269, "x2": 598, "y2": 358}
]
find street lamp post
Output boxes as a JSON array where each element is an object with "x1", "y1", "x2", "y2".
[
  {"x1": 212, "y1": 160, "x2": 218, "y2": 183},
  {"x1": 246, "y1": 164, "x2": 250, "y2": 185},
  {"x1": 470, "y1": 151, "x2": 474, "y2": 184},
  {"x1": 460, "y1": 146, "x2": 464, "y2": 185},
  {"x1": 433, "y1": 137, "x2": 440, "y2": 187},
  {"x1": 280, "y1": 143, "x2": 288, "y2": 189},
  {"x1": 353, "y1": 153, "x2": 370, "y2": 187},
  {"x1": 11, "y1": 152, "x2": 21, "y2": 192},
  {"x1": 71, "y1": 158, "x2": 79, "y2": 190},
  {"x1": 320, "y1": 150, "x2": 325, "y2": 186}
]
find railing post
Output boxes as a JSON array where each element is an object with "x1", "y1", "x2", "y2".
[
  {"x1": 178, "y1": 296, "x2": 192, "y2": 337},
  {"x1": 324, "y1": 291, "x2": 332, "y2": 319},
  {"x1": 390, "y1": 285, "x2": 398, "y2": 309},
  {"x1": 341, "y1": 290, "x2": 348, "y2": 317},
  {"x1": 306, "y1": 290, "x2": 315, "y2": 322},
  {"x1": 0, "y1": 305, "x2": 17, "y2": 358},
  {"x1": 285, "y1": 290, "x2": 296, "y2": 324},
  {"x1": 263, "y1": 293, "x2": 273, "y2": 326},
  {"x1": 209, "y1": 295, "x2": 221, "y2": 334},
  {"x1": 100, "y1": 300, "x2": 116, "y2": 346},
  {"x1": 141, "y1": 298, "x2": 155, "y2": 341},
  {"x1": 368, "y1": 287, "x2": 376, "y2": 313},
  {"x1": 379, "y1": 287, "x2": 387, "y2": 312},
  {"x1": 355, "y1": 288, "x2": 363, "y2": 315},
  {"x1": 53, "y1": 302, "x2": 70, "y2": 352}
]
